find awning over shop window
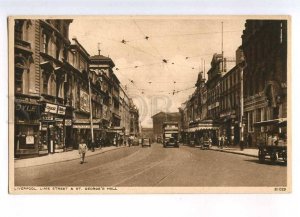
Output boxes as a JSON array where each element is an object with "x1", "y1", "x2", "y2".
[
  {"x1": 185, "y1": 120, "x2": 220, "y2": 132},
  {"x1": 253, "y1": 118, "x2": 287, "y2": 127}
]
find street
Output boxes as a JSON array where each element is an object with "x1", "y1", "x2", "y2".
[{"x1": 15, "y1": 143, "x2": 287, "y2": 187}]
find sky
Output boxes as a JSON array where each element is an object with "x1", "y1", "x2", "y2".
[{"x1": 69, "y1": 16, "x2": 246, "y2": 127}]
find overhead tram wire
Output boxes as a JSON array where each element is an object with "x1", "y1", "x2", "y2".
[
  {"x1": 115, "y1": 61, "x2": 163, "y2": 71},
  {"x1": 97, "y1": 33, "x2": 201, "y2": 72},
  {"x1": 143, "y1": 30, "x2": 242, "y2": 39},
  {"x1": 132, "y1": 19, "x2": 176, "y2": 76}
]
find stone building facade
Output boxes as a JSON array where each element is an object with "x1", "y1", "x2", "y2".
[
  {"x1": 242, "y1": 20, "x2": 287, "y2": 144},
  {"x1": 13, "y1": 19, "x2": 139, "y2": 157}
]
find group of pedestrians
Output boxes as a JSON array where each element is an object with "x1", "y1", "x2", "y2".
[
  {"x1": 218, "y1": 135, "x2": 229, "y2": 149},
  {"x1": 77, "y1": 135, "x2": 137, "y2": 164}
]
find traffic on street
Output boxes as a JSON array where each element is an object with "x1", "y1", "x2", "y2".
[{"x1": 15, "y1": 143, "x2": 287, "y2": 187}]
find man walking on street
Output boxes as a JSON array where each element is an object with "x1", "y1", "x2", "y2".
[{"x1": 78, "y1": 138, "x2": 88, "y2": 164}]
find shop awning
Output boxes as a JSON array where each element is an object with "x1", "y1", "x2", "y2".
[
  {"x1": 253, "y1": 118, "x2": 287, "y2": 127},
  {"x1": 186, "y1": 123, "x2": 219, "y2": 132},
  {"x1": 164, "y1": 131, "x2": 179, "y2": 134},
  {"x1": 73, "y1": 119, "x2": 101, "y2": 124}
]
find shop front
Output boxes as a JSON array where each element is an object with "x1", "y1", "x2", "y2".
[
  {"x1": 39, "y1": 102, "x2": 67, "y2": 154},
  {"x1": 107, "y1": 127, "x2": 125, "y2": 146},
  {"x1": 219, "y1": 111, "x2": 237, "y2": 146},
  {"x1": 15, "y1": 97, "x2": 41, "y2": 157},
  {"x1": 72, "y1": 119, "x2": 101, "y2": 148},
  {"x1": 186, "y1": 120, "x2": 220, "y2": 146}
]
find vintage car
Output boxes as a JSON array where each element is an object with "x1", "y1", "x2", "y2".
[
  {"x1": 254, "y1": 118, "x2": 287, "y2": 163},
  {"x1": 201, "y1": 139, "x2": 212, "y2": 150},
  {"x1": 142, "y1": 138, "x2": 151, "y2": 147}
]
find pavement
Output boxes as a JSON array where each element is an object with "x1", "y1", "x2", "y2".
[
  {"x1": 183, "y1": 143, "x2": 258, "y2": 158},
  {"x1": 14, "y1": 145, "x2": 126, "y2": 168},
  {"x1": 208, "y1": 145, "x2": 258, "y2": 158}
]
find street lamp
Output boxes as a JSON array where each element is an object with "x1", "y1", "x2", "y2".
[
  {"x1": 239, "y1": 60, "x2": 246, "y2": 150},
  {"x1": 88, "y1": 71, "x2": 94, "y2": 144}
]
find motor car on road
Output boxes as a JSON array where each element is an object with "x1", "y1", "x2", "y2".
[{"x1": 142, "y1": 138, "x2": 151, "y2": 147}]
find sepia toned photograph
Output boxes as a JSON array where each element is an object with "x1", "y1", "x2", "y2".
[{"x1": 8, "y1": 16, "x2": 290, "y2": 193}]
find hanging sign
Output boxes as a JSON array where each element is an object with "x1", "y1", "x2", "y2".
[
  {"x1": 65, "y1": 119, "x2": 72, "y2": 126},
  {"x1": 45, "y1": 103, "x2": 58, "y2": 114},
  {"x1": 57, "y1": 106, "x2": 66, "y2": 115}
]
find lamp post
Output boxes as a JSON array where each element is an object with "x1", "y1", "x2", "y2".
[
  {"x1": 239, "y1": 60, "x2": 246, "y2": 150},
  {"x1": 88, "y1": 72, "x2": 94, "y2": 144}
]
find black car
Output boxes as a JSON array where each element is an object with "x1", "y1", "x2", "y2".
[
  {"x1": 142, "y1": 138, "x2": 151, "y2": 147},
  {"x1": 163, "y1": 137, "x2": 179, "y2": 148}
]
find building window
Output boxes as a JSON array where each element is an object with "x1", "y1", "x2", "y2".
[
  {"x1": 256, "y1": 109, "x2": 261, "y2": 123},
  {"x1": 48, "y1": 74, "x2": 56, "y2": 96},
  {"x1": 248, "y1": 111, "x2": 253, "y2": 132},
  {"x1": 42, "y1": 72, "x2": 50, "y2": 94},
  {"x1": 15, "y1": 68, "x2": 23, "y2": 93},
  {"x1": 15, "y1": 20, "x2": 24, "y2": 40},
  {"x1": 42, "y1": 33, "x2": 49, "y2": 54},
  {"x1": 55, "y1": 40, "x2": 60, "y2": 60}
]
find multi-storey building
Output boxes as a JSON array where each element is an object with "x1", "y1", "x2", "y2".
[
  {"x1": 206, "y1": 54, "x2": 222, "y2": 121},
  {"x1": 242, "y1": 20, "x2": 287, "y2": 145},
  {"x1": 129, "y1": 98, "x2": 140, "y2": 136},
  {"x1": 14, "y1": 19, "x2": 73, "y2": 156},
  {"x1": 219, "y1": 63, "x2": 242, "y2": 145},
  {"x1": 179, "y1": 51, "x2": 243, "y2": 146},
  {"x1": 14, "y1": 19, "x2": 139, "y2": 157},
  {"x1": 119, "y1": 86, "x2": 131, "y2": 138}
]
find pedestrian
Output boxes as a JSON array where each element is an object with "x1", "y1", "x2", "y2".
[
  {"x1": 224, "y1": 136, "x2": 228, "y2": 148},
  {"x1": 218, "y1": 135, "x2": 222, "y2": 149},
  {"x1": 113, "y1": 136, "x2": 117, "y2": 146},
  {"x1": 272, "y1": 134, "x2": 279, "y2": 146},
  {"x1": 78, "y1": 138, "x2": 88, "y2": 164}
]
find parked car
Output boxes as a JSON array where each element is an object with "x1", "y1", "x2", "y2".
[
  {"x1": 142, "y1": 138, "x2": 151, "y2": 147},
  {"x1": 201, "y1": 139, "x2": 212, "y2": 150}
]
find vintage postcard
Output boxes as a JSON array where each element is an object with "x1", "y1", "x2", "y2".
[{"x1": 8, "y1": 15, "x2": 291, "y2": 194}]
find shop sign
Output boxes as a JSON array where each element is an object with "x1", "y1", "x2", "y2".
[
  {"x1": 42, "y1": 113, "x2": 54, "y2": 121},
  {"x1": 57, "y1": 106, "x2": 66, "y2": 115},
  {"x1": 41, "y1": 126, "x2": 48, "y2": 130},
  {"x1": 45, "y1": 103, "x2": 58, "y2": 114},
  {"x1": 65, "y1": 119, "x2": 72, "y2": 126},
  {"x1": 16, "y1": 103, "x2": 38, "y2": 112},
  {"x1": 80, "y1": 89, "x2": 90, "y2": 113},
  {"x1": 26, "y1": 135, "x2": 35, "y2": 144}
]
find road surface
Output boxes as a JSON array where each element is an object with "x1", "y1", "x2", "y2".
[{"x1": 15, "y1": 143, "x2": 287, "y2": 187}]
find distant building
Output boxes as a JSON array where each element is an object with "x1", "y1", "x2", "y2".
[
  {"x1": 152, "y1": 112, "x2": 181, "y2": 139},
  {"x1": 129, "y1": 98, "x2": 139, "y2": 136},
  {"x1": 140, "y1": 127, "x2": 154, "y2": 140}
]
